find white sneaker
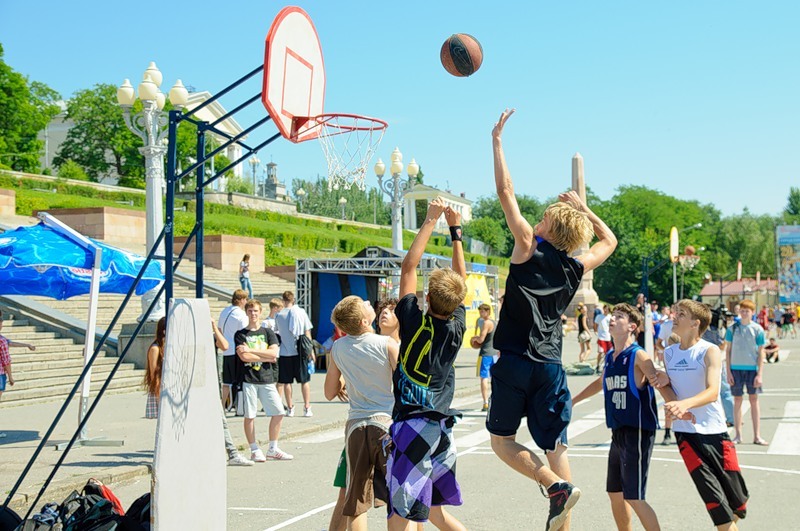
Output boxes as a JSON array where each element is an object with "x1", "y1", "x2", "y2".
[
  {"x1": 286, "y1": 406, "x2": 295, "y2": 417},
  {"x1": 304, "y1": 406, "x2": 313, "y2": 417},
  {"x1": 251, "y1": 448, "x2": 267, "y2": 462},
  {"x1": 266, "y1": 447, "x2": 294, "y2": 460},
  {"x1": 228, "y1": 453, "x2": 254, "y2": 466}
]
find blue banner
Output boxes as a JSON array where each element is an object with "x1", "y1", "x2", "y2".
[{"x1": 777, "y1": 225, "x2": 800, "y2": 303}]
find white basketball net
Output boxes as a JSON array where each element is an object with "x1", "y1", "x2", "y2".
[
  {"x1": 314, "y1": 114, "x2": 387, "y2": 192},
  {"x1": 678, "y1": 254, "x2": 701, "y2": 270}
]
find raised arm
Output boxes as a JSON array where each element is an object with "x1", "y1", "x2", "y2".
[
  {"x1": 492, "y1": 109, "x2": 534, "y2": 258},
  {"x1": 444, "y1": 206, "x2": 466, "y2": 280},
  {"x1": 400, "y1": 198, "x2": 446, "y2": 297},
  {"x1": 561, "y1": 190, "x2": 617, "y2": 273}
]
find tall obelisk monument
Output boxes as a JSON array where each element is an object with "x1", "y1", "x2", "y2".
[{"x1": 568, "y1": 152, "x2": 599, "y2": 316}]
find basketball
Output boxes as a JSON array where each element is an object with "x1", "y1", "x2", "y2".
[
  {"x1": 685, "y1": 245, "x2": 696, "y2": 256},
  {"x1": 440, "y1": 33, "x2": 483, "y2": 77}
]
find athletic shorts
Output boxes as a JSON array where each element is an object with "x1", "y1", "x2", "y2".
[
  {"x1": 222, "y1": 355, "x2": 242, "y2": 386},
  {"x1": 730, "y1": 370, "x2": 761, "y2": 396},
  {"x1": 343, "y1": 417, "x2": 391, "y2": 517},
  {"x1": 486, "y1": 354, "x2": 571, "y2": 452},
  {"x1": 0, "y1": 374, "x2": 6, "y2": 391},
  {"x1": 278, "y1": 355, "x2": 310, "y2": 384},
  {"x1": 386, "y1": 417, "x2": 463, "y2": 522},
  {"x1": 333, "y1": 448, "x2": 347, "y2": 488},
  {"x1": 476, "y1": 355, "x2": 495, "y2": 379},
  {"x1": 597, "y1": 339, "x2": 613, "y2": 354},
  {"x1": 675, "y1": 431, "x2": 748, "y2": 526},
  {"x1": 607, "y1": 427, "x2": 655, "y2": 500},
  {"x1": 242, "y1": 382, "x2": 284, "y2": 419}
]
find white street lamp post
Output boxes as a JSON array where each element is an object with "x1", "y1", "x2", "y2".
[
  {"x1": 375, "y1": 147, "x2": 418, "y2": 251},
  {"x1": 296, "y1": 187, "x2": 306, "y2": 213},
  {"x1": 249, "y1": 156, "x2": 260, "y2": 196},
  {"x1": 117, "y1": 62, "x2": 188, "y2": 321},
  {"x1": 339, "y1": 196, "x2": 347, "y2": 220}
]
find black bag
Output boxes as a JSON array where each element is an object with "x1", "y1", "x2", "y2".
[
  {"x1": 296, "y1": 335, "x2": 315, "y2": 362},
  {"x1": 60, "y1": 491, "x2": 117, "y2": 531},
  {"x1": 119, "y1": 493, "x2": 150, "y2": 531}
]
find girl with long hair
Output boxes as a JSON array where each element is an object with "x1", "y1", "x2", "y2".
[{"x1": 143, "y1": 316, "x2": 167, "y2": 419}]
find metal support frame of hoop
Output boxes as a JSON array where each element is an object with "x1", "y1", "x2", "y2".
[{"x1": 1, "y1": 63, "x2": 284, "y2": 518}]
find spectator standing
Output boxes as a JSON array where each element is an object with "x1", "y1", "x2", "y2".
[
  {"x1": 275, "y1": 290, "x2": 315, "y2": 417},
  {"x1": 239, "y1": 254, "x2": 253, "y2": 299},
  {"x1": 235, "y1": 299, "x2": 292, "y2": 461},
  {"x1": 471, "y1": 303, "x2": 499, "y2": 411},
  {"x1": 262, "y1": 298, "x2": 284, "y2": 333},
  {"x1": 218, "y1": 290, "x2": 249, "y2": 413},
  {"x1": 593, "y1": 304, "x2": 612, "y2": 374},
  {"x1": 143, "y1": 317, "x2": 166, "y2": 419},
  {"x1": 577, "y1": 303, "x2": 592, "y2": 363}
]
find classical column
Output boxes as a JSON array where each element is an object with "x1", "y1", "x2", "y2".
[{"x1": 568, "y1": 152, "x2": 599, "y2": 316}]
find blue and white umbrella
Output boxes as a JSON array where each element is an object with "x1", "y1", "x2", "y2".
[
  {"x1": 0, "y1": 214, "x2": 163, "y2": 436},
  {"x1": 0, "y1": 222, "x2": 162, "y2": 299}
]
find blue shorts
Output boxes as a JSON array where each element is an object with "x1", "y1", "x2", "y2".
[
  {"x1": 476, "y1": 355, "x2": 495, "y2": 379},
  {"x1": 0, "y1": 374, "x2": 6, "y2": 391},
  {"x1": 486, "y1": 354, "x2": 571, "y2": 452},
  {"x1": 607, "y1": 427, "x2": 655, "y2": 500},
  {"x1": 730, "y1": 370, "x2": 761, "y2": 396}
]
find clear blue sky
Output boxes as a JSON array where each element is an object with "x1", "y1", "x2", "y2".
[{"x1": 2, "y1": 1, "x2": 798, "y2": 216}]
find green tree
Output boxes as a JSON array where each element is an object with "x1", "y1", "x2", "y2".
[
  {"x1": 224, "y1": 174, "x2": 254, "y2": 194},
  {"x1": 53, "y1": 83, "x2": 143, "y2": 184},
  {"x1": 57, "y1": 159, "x2": 89, "y2": 181},
  {"x1": 784, "y1": 187, "x2": 800, "y2": 222},
  {"x1": 292, "y1": 177, "x2": 390, "y2": 224},
  {"x1": 0, "y1": 43, "x2": 61, "y2": 172},
  {"x1": 464, "y1": 216, "x2": 507, "y2": 255}
]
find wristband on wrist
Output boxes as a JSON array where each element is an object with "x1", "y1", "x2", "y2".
[{"x1": 449, "y1": 225, "x2": 463, "y2": 242}]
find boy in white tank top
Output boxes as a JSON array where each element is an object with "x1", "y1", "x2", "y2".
[{"x1": 651, "y1": 300, "x2": 749, "y2": 530}]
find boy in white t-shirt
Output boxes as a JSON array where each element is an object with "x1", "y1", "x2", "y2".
[
  {"x1": 593, "y1": 304, "x2": 612, "y2": 374},
  {"x1": 653, "y1": 300, "x2": 748, "y2": 530}
]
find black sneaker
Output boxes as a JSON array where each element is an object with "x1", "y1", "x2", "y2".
[
  {"x1": 661, "y1": 433, "x2": 672, "y2": 446},
  {"x1": 546, "y1": 481, "x2": 581, "y2": 531}
]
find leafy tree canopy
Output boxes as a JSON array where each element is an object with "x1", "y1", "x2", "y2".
[{"x1": 0, "y1": 43, "x2": 61, "y2": 172}]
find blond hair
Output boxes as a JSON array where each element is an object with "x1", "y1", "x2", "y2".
[
  {"x1": 428, "y1": 268, "x2": 467, "y2": 317},
  {"x1": 331, "y1": 296, "x2": 367, "y2": 336},
  {"x1": 543, "y1": 202, "x2": 593, "y2": 253},
  {"x1": 668, "y1": 333, "x2": 681, "y2": 346},
  {"x1": 676, "y1": 299, "x2": 711, "y2": 335},
  {"x1": 269, "y1": 298, "x2": 284, "y2": 311}
]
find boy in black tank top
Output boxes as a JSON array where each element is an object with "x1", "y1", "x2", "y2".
[{"x1": 489, "y1": 109, "x2": 618, "y2": 531}]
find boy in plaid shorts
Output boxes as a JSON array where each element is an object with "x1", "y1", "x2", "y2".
[{"x1": 387, "y1": 199, "x2": 468, "y2": 530}]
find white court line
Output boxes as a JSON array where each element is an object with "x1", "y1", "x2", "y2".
[
  {"x1": 262, "y1": 502, "x2": 336, "y2": 531},
  {"x1": 455, "y1": 429, "x2": 491, "y2": 449},
  {"x1": 783, "y1": 401, "x2": 800, "y2": 420},
  {"x1": 230, "y1": 507, "x2": 287, "y2": 512},
  {"x1": 768, "y1": 401, "x2": 800, "y2": 455},
  {"x1": 566, "y1": 454, "x2": 800, "y2": 475}
]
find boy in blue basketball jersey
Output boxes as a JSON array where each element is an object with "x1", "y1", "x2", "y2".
[{"x1": 573, "y1": 303, "x2": 683, "y2": 531}]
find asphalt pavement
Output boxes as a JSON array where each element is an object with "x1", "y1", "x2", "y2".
[{"x1": 3, "y1": 331, "x2": 799, "y2": 530}]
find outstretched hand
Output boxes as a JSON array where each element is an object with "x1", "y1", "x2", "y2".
[
  {"x1": 444, "y1": 206, "x2": 461, "y2": 227},
  {"x1": 558, "y1": 190, "x2": 587, "y2": 212},
  {"x1": 492, "y1": 109, "x2": 515, "y2": 139},
  {"x1": 426, "y1": 197, "x2": 447, "y2": 221}
]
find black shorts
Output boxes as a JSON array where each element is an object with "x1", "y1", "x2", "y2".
[
  {"x1": 221, "y1": 355, "x2": 243, "y2": 386},
  {"x1": 675, "y1": 432, "x2": 749, "y2": 526},
  {"x1": 607, "y1": 427, "x2": 655, "y2": 500},
  {"x1": 278, "y1": 355, "x2": 310, "y2": 384},
  {"x1": 485, "y1": 354, "x2": 571, "y2": 451}
]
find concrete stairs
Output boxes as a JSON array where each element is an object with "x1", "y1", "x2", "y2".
[
  {"x1": 0, "y1": 314, "x2": 143, "y2": 406},
  {"x1": 1, "y1": 255, "x2": 294, "y2": 407}
]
